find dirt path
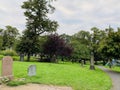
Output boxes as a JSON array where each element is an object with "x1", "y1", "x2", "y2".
[
  {"x1": 0, "y1": 84, "x2": 73, "y2": 90},
  {"x1": 98, "y1": 66, "x2": 120, "y2": 90},
  {"x1": 1, "y1": 66, "x2": 119, "y2": 90}
]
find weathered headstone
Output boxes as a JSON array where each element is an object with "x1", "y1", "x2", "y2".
[
  {"x1": 28, "y1": 65, "x2": 36, "y2": 76},
  {"x1": 2, "y1": 56, "x2": 13, "y2": 80},
  {"x1": 81, "y1": 60, "x2": 84, "y2": 67},
  {"x1": 20, "y1": 54, "x2": 24, "y2": 61}
]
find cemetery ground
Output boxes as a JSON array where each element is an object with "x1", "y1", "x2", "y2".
[{"x1": 0, "y1": 61, "x2": 112, "y2": 90}]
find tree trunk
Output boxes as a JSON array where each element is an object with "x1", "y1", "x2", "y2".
[
  {"x1": 108, "y1": 59, "x2": 112, "y2": 68},
  {"x1": 27, "y1": 53, "x2": 31, "y2": 62},
  {"x1": 90, "y1": 52, "x2": 95, "y2": 70},
  {"x1": 84, "y1": 60, "x2": 86, "y2": 64},
  {"x1": 103, "y1": 60, "x2": 106, "y2": 66},
  {"x1": 61, "y1": 57, "x2": 64, "y2": 62}
]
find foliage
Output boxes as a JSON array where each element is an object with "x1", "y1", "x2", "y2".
[
  {"x1": 98, "y1": 28, "x2": 120, "y2": 59},
  {"x1": 90, "y1": 27, "x2": 106, "y2": 61},
  {"x1": 0, "y1": 28, "x2": 3, "y2": 50},
  {"x1": 21, "y1": 0, "x2": 58, "y2": 35},
  {"x1": 7, "y1": 81, "x2": 26, "y2": 86},
  {"x1": 16, "y1": 30, "x2": 41, "y2": 61},
  {"x1": 43, "y1": 34, "x2": 73, "y2": 62},
  {"x1": 71, "y1": 31, "x2": 91, "y2": 61},
  {"x1": 0, "y1": 55, "x2": 4, "y2": 60},
  {"x1": 73, "y1": 30, "x2": 91, "y2": 45},
  {"x1": 19, "y1": 0, "x2": 58, "y2": 61},
  {"x1": 0, "y1": 50, "x2": 18, "y2": 56},
  {"x1": 2, "y1": 25, "x2": 19, "y2": 50},
  {"x1": 0, "y1": 77, "x2": 10, "y2": 83},
  {"x1": 71, "y1": 38, "x2": 90, "y2": 60}
]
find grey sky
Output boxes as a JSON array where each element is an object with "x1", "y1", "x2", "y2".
[{"x1": 0, "y1": 0, "x2": 120, "y2": 35}]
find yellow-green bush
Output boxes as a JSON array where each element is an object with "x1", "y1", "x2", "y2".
[{"x1": 0, "y1": 50, "x2": 18, "y2": 56}]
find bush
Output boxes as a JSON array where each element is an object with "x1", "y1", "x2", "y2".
[
  {"x1": 12, "y1": 56, "x2": 19, "y2": 61},
  {"x1": 7, "y1": 81, "x2": 26, "y2": 86},
  {"x1": 0, "y1": 55, "x2": 4, "y2": 60},
  {"x1": 0, "y1": 50, "x2": 18, "y2": 56}
]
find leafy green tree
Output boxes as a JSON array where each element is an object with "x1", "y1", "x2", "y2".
[
  {"x1": 21, "y1": 0, "x2": 58, "y2": 35},
  {"x1": 71, "y1": 31, "x2": 90, "y2": 63},
  {"x1": 16, "y1": 30, "x2": 41, "y2": 61},
  {"x1": 89, "y1": 27, "x2": 101, "y2": 70},
  {"x1": 74, "y1": 30, "x2": 91, "y2": 45},
  {"x1": 89, "y1": 27, "x2": 107, "y2": 69},
  {"x1": 18, "y1": 0, "x2": 58, "y2": 61},
  {"x1": 98, "y1": 28, "x2": 120, "y2": 61},
  {"x1": 0, "y1": 28, "x2": 3, "y2": 50},
  {"x1": 71, "y1": 38, "x2": 90, "y2": 62},
  {"x1": 2, "y1": 25, "x2": 19, "y2": 50}
]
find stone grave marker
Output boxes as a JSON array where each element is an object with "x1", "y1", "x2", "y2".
[
  {"x1": 2, "y1": 56, "x2": 13, "y2": 80},
  {"x1": 81, "y1": 60, "x2": 84, "y2": 67},
  {"x1": 28, "y1": 65, "x2": 36, "y2": 76},
  {"x1": 20, "y1": 54, "x2": 24, "y2": 61}
]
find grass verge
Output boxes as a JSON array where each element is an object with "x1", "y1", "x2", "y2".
[{"x1": 0, "y1": 61, "x2": 111, "y2": 90}]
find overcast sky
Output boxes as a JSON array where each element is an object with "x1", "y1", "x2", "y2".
[{"x1": 0, "y1": 0, "x2": 120, "y2": 35}]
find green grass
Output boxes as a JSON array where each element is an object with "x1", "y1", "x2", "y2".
[
  {"x1": 112, "y1": 66, "x2": 120, "y2": 72},
  {"x1": 106, "y1": 66, "x2": 120, "y2": 72},
  {"x1": 0, "y1": 61, "x2": 112, "y2": 90}
]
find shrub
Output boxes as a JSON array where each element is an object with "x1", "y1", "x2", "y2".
[
  {"x1": 0, "y1": 55, "x2": 4, "y2": 60},
  {"x1": 0, "y1": 50, "x2": 18, "y2": 56},
  {"x1": 0, "y1": 77, "x2": 10, "y2": 83},
  {"x1": 12, "y1": 56, "x2": 19, "y2": 61},
  {"x1": 7, "y1": 81, "x2": 26, "y2": 86}
]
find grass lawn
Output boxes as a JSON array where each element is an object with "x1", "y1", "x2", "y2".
[
  {"x1": 0, "y1": 61, "x2": 111, "y2": 90},
  {"x1": 106, "y1": 66, "x2": 120, "y2": 72}
]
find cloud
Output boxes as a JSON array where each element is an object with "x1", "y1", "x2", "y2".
[
  {"x1": 51, "y1": 0, "x2": 120, "y2": 35},
  {"x1": 0, "y1": 0, "x2": 120, "y2": 35},
  {"x1": 0, "y1": 0, "x2": 26, "y2": 31}
]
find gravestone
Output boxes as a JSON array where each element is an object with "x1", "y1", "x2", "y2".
[
  {"x1": 20, "y1": 54, "x2": 24, "y2": 61},
  {"x1": 2, "y1": 56, "x2": 13, "y2": 80},
  {"x1": 81, "y1": 60, "x2": 84, "y2": 67},
  {"x1": 28, "y1": 65, "x2": 36, "y2": 76}
]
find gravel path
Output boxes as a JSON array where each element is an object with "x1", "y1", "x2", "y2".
[{"x1": 98, "y1": 66, "x2": 120, "y2": 90}]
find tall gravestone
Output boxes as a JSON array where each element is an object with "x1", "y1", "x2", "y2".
[
  {"x1": 28, "y1": 65, "x2": 36, "y2": 76},
  {"x1": 2, "y1": 56, "x2": 13, "y2": 80}
]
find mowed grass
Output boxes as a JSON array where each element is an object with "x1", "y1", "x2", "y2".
[
  {"x1": 106, "y1": 66, "x2": 120, "y2": 72},
  {"x1": 0, "y1": 61, "x2": 111, "y2": 90}
]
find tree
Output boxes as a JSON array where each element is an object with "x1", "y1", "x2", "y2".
[
  {"x1": 43, "y1": 34, "x2": 73, "y2": 63},
  {"x1": 71, "y1": 31, "x2": 91, "y2": 63},
  {"x1": 0, "y1": 28, "x2": 3, "y2": 50},
  {"x1": 73, "y1": 30, "x2": 91, "y2": 45},
  {"x1": 2, "y1": 25, "x2": 19, "y2": 50},
  {"x1": 89, "y1": 27, "x2": 100, "y2": 70},
  {"x1": 98, "y1": 28, "x2": 120, "y2": 62},
  {"x1": 19, "y1": 0, "x2": 58, "y2": 61},
  {"x1": 21, "y1": 0, "x2": 58, "y2": 35},
  {"x1": 16, "y1": 30, "x2": 40, "y2": 61},
  {"x1": 71, "y1": 38, "x2": 90, "y2": 63}
]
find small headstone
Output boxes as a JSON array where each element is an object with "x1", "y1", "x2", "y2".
[
  {"x1": 20, "y1": 54, "x2": 24, "y2": 61},
  {"x1": 28, "y1": 65, "x2": 36, "y2": 76},
  {"x1": 81, "y1": 60, "x2": 84, "y2": 67},
  {"x1": 2, "y1": 56, "x2": 13, "y2": 80}
]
